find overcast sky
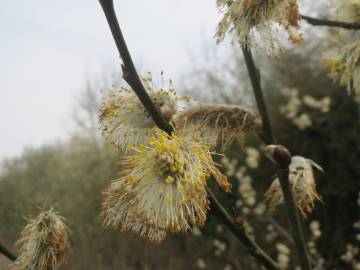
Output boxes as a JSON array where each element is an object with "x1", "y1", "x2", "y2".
[
  {"x1": 0, "y1": 0, "x2": 328, "y2": 160},
  {"x1": 0, "y1": 0, "x2": 223, "y2": 159}
]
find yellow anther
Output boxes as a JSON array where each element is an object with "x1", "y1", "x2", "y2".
[{"x1": 165, "y1": 176, "x2": 175, "y2": 184}]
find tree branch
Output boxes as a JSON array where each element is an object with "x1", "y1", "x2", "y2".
[
  {"x1": 207, "y1": 187, "x2": 279, "y2": 270},
  {"x1": 301, "y1": 15, "x2": 360, "y2": 30},
  {"x1": 0, "y1": 242, "x2": 17, "y2": 262},
  {"x1": 277, "y1": 169, "x2": 312, "y2": 270},
  {"x1": 242, "y1": 48, "x2": 275, "y2": 145},
  {"x1": 242, "y1": 47, "x2": 312, "y2": 270},
  {"x1": 98, "y1": 0, "x2": 173, "y2": 135}
]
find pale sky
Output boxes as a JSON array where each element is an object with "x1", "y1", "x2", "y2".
[
  {"x1": 0, "y1": 0, "x2": 221, "y2": 159},
  {"x1": 0, "y1": 0, "x2": 327, "y2": 160}
]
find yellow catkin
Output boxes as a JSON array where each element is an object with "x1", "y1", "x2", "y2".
[
  {"x1": 215, "y1": 0, "x2": 303, "y2": 56},
  {"x1": 99, "y1": 74, "x2": 190, "y2": 152},
  {"x1": 174, "y1": 103, "x2": 263, "y2": 150},
  {"x1": 101, "y1": 127, "x2": 231, "y2": 242}
]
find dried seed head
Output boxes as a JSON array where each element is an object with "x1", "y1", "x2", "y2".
[
  {"x1": 99, "y1": 74, "x2": 190, "y2": 152},
  {"x1": 101, "y1": 127, "x2": 230, "y2": 243},
  {"x1": 264, "y1": 156, "x2": 323, "y2": 218},
  {"x1": 215, "y1": 0, "x2": 303, "y2": 56},
  {"x1": 173, "y1": 103, "x2": 263, "y2": 150},
  {"x1": 13, "y1": 208, "x2": 69, "y2": 270}
]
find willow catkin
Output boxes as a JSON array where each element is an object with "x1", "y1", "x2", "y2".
[
  {"x1": 173, "y1": 103, "x2": 263, "y2": 150},
  {"x1": 13, "y1": 208, "x2": 69, "y2": 270},
  {"x1": 216, "y1": 0, "x2": 303, "y2": 56},
  {"x1": 99, "y1": 74, "x2": 190, "y2": 152},
  {"x1": 264, "y1": 156, "x2": 323, "y2": 218},
  {"x1": 101, "y1": 127, "x2": 231, "y2": 243},
  {"x1": 321, "y1": 1, "x2": 360, "y2": 99}
]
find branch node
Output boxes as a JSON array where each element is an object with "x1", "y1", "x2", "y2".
[{"x1": 265, "y1": 145, "x2": 292, "y2": 169}]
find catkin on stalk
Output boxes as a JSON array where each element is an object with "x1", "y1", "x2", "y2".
[
  {"x1": 174, "y1": 103, "x2": 263, "y2": 150},
  {"x1": 322, "y1": 39, "x2": 360, "y2": 99},
  {"x1": 13, "y1": 209, "x2": 69, "y2": 270},
  {"x1": 264, "y1": 156, "x2": 323, "y2": 217},
  {"x1": 322, "y1": 1, "x2": 360, "y2": 99},
  {"x1": 216, "y1": 0, "x2": 303, "y2": 56},
  {"x1": 99, "y1": 74, "x2": 189, "y2": 152},
  {"x1": 101, "y1": 127, "x2": 231, "y2": 243}
]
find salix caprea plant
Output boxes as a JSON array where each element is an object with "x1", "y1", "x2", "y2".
[
  {"x1": 12, "y1": 209, "x2": 69, "y2": 270},
  {"x1": 0, "y1": 1, "x2": 359, "y2": 270}
]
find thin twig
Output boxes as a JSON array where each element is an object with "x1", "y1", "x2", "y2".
[
  {"x1": 207, "y1": 187, "x2": 279, "y2": 270},
  {"x1": 98, "y1": 1, "x2": 279, "y2": 269},
  {"x1": 98, "y1": 0, "x2": 173, "y2": 135},
  {"x1": 242, "y1": 47, "x2": 312, "y2": 270},
  {"x1": 0, "y1": 242, "x2": 17, "y2": 261},
  {"x1": 301, "y1": 15, "x2": 360, "y2": 30},
  {"x1": 277, "y1": 169, "x2": 312, "y2": 270},
  {"x1": 242, "y1": 48, "x2": 274, "y2": 145}
]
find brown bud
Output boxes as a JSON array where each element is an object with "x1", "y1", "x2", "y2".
[
  {"x1": 265, "y1": 145, "x2": 292, "y2": 169},
  {"x1": 234, "y1": 216, "x2": 245, "y2": 230}
]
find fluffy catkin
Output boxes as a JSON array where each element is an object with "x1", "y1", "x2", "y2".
[
  {"x1": 101, "y1": 127, "x2": 231, "y2": 242},
  {"x1": 13, "y1": 209, "x2": 69, "y2": 270},
  {"x1": 174, "y1": 103, "x2": 263, "y2": 150},
  {"x1": 216, "y1": 0, "x2": 303, "y2": 56},
  {"x1": 264, "y1": 156, "x2": 323, "y2": 218},
  {"x1": 99, "y1": 74, "x2": 190, "y2": 152},
  {"x1": 322, "y1": 1, "x2": 360, "y2": 99}
]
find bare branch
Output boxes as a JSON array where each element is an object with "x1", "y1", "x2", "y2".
[
  {"x1": 242, "y1": 47, "x2": 275, "y2": 145},
  {"x1": 98, "y1": 0, "x2": 173, "y2": 135},
  {"x1": 301, "y1": 15, "x2": 360, "y2": 30},
  {"x1": 207, "y1": 187, "x2": 280, "y2": 270},
  {"x1": 242, "y1": 47, "x2": 312, "y2": 270},
  {"x1": 277, "y1": 167, "x2": 312, "y2": 270},
  {"x1": 0, "y1": 242, "x2": 17, "y2": 262}
]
